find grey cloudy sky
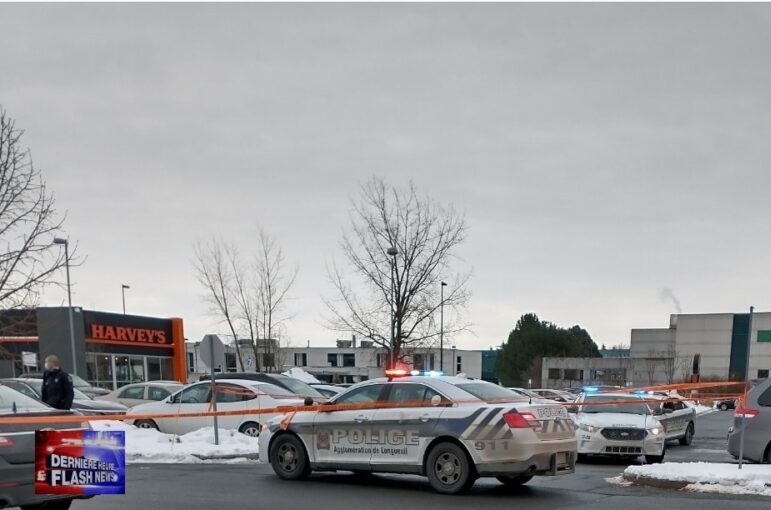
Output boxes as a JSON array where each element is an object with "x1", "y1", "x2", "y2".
[{"x1": 2, "y1": 3, "x2": 770, "y2": 349}]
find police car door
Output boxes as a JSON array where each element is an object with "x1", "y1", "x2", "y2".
[
  {"x1": 664, "y1": 400, "x2": 690, "y2": 439},
  {"x1": 312, "y1": 383, "x2": 386, "y2": 470},
  {"x1": 369, "y1": 383, "x2": 446, "y2": 471}
]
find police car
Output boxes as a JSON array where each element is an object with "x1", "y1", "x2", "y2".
[
  {"x1": 570, "y1": 391, "x2": 666, "y2": 463},
  {"x1": 258, "y1": 372, "x2": 577, "y2": 494},
  {"x1": 645, "y1": 393, "x2": 696, "y2": 446}
]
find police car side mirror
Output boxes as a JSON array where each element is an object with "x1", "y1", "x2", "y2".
[
  {"x1": 430, "y1": 395, "x2": 442, "y2": 407},
  {"x1": 567, "y1": 406, "x2": 578, "y2": 414},
  {"x1": 303, "y1": 397, "x2": 314, "y2": 406}
]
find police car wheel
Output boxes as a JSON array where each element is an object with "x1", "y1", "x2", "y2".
[
  {"x1": 679, "y1": 423, "x2": 694, "y2": 446},
  {"x1": 496, "y1": 474, "x2": 533, "y2": 487},
  {"x1": 270, "y1": 434, "x2": 310, "y2": 480},
  {"x1": 645, "y1": 452, "x2": 665, "y2": 464},
  {"x1": 238, "y1": 422, "x2": 261, "y2": 437},
  {"x1": 20, "y1": 499, "x2": 73, "y2": 510},
  {"x1": 426, "y1": 442, "x2": 475, "y2": 494},
  {"x1": 134, "y1": 420, "x2": 158, "y2": 431}
]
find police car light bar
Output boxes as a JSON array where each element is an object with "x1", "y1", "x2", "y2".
[
  {"x1": 385, "y1": 369, "x2": 409, "y2": 378},
  {"x1": 385, "y1": 369, "x2": 445, "y2": 379}
]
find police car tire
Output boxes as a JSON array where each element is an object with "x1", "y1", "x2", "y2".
[
  {"x1": 679, "y1": 423, "x2": 694, "y2": 446},
  {"x1": 270, "y1": 434, "x2": 311, "y2": 480},
  {"x1": 645, "y1": 451, "x2": 665, "y2": 464},
  {"x1": 426, "y1": 442, "x2": 475, "y2": 495},
  {"x1": 496, "y1": 474, "x2": 533, "y2": 487},
  {"x1": 20, "y1": 499, "x2": 73, "y2": 510}
]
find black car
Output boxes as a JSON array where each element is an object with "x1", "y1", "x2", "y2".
[
  {"x1": 0, "y1": 379, "x2": 127, "y2": 416},
  {"x1": 715, "y1": 398, "x2": 737, "y2": 411},
  {"x1": 0, "y1": 385, "x2": 93, "y2": 509},
  {"x1": 198, "y1": 373, "x2": 324, "y2": 400}
]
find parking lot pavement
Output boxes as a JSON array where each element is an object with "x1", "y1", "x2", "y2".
[{"x1": 72, "y1": 408, "x2": 765, "y2": 510}]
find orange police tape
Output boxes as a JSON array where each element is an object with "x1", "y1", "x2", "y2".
[{"x1": 0, "y1": 380, "x2": 748, "y2": 427}]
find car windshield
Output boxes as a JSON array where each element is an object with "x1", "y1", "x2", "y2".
[
  {"x1": 273, "y1": 377, "x2": 323, "y2": 397},
  {"x1": 69, "y1": 374, "x2": 91, "y2": 388},
  {"x1": 0, "y1": 385, "x2": 49, "y2": 411},
  {"x1": 581, "y1": 395, "x2": 651, "y2": 415},
  {"x1": 456, "y1": 383, "x2": 527, "y2": 403},
  {"x1": 251, "y1": 383, "x2": 297, "y2": 399}
]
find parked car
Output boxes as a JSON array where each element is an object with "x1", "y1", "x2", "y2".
[
  {"x1": 646, "y1": 394, "x2": 697, "y2": 445},
  {"x1": 0, "y1": 384, "x2": 93, "y2": 510},
  {"x1": 531, "y1": 388, "x2": 576, "y2": 403},
  {"x1": 22, "y1": 372, "x2": 110, "y2": 397},
  {"x1": 198, "y1": 373, "x2": 325, "y2": 400},
  {"x1": 126, "y1": 379, "x2": 307, "y2": 436},
  {"x1": 0, "y1": 378, "x2": 128, "y2": 415},
  {"x1": 715, "y1": 398, "x2": 738, "y2": 411},
  {"x1": 95, "y1": 381, "x2": 184, "y2": 407},
  {"x1": 308, "y1": 384, "x2": 344, "y2": 398},
  {"x1": 727, "y1": 378, "x2": 771, "y2": 463}
]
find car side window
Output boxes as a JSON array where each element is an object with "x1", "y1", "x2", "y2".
[
  {"x1": 214, "y1": 383, "x2": 249, "y2": 403},
  {"x1": 148, "y1": 387, "x2": 171, "y2": 401},
  {"x1": 335, "y1": 384, "x2": 385, "y2": 404},
  {"x1": 5, "y1": 382, "x2": 38, "y2": 400},
  {"x1": 173, "y1": 383, "x2": 211, "y2": 404},
  {"x1": 385, "y1": 384, "x2": 444, "y2": 406},
  {"x1": 119, "y1": 386, "x2": 146, "y2": 400},
  {"x1": 758, "y1": 386, "x2": 771, "y2": 407}
]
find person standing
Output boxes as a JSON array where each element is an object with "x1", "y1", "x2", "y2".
[{"x1": 41, "y1": 355, "x2": 74, "y2": 410}]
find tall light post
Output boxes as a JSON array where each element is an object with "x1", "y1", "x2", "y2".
[
  {"x1": 440, "y1": 281, "x2": 447, "y2": 372},
  {"x1": 386, "y1": 246, "x2": 399, "y2": 369},
  {"x1": 53, "y1": 238, "x2": 77, "y2": 377},
  {"x1": 452, "y1": 345, "x2": 457, "y2": 376},
  {"x1": 121, "y1": 284, "x2": 130, "y2": 314}
]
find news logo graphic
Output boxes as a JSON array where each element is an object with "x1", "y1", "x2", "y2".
[{"x1": 35, "y1": 430, "x2": 125, "y2": 495}]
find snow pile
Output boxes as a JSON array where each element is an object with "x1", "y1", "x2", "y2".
[
  {"x1": 282, "y1": 367, "x2": 321, "y2": 384},
  {"x1": 687, "y1": 402, "x2": 715, "y2": 416},
  {"x1": 623, "y1": 462, "x2": 771, "y2": 497},
  {"x1": 91, "y1": 421, "x2": 259, "y2": 464}
]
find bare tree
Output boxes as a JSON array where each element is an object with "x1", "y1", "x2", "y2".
[
  {"x1": 644, "y1": 350, "x2": 660, "y2": 386},
  {"x1": 661, "y1": 346, "x2": 678, "y2": 385},
  {"x1": 193, "y1": 241, "x2": 245, "y2": 371},
  {"x1": 254, "y1": 227, "x2": 297, "y2": 372},
  {"x1": 325, "y1": 178, "x2": 471, "y2": 367},
  {"x1": 0, "y1": 108, "x2": 70, "y2": 308}
]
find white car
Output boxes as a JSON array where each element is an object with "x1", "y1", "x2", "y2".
[
  {"x1": 126, "y1": 379, "x2": 305, "y2": 436},
  {"x1": 646, "y1": 394, "x2": 696, "y2": 446},
  {"x1": 571, "y1": 392, "x2": 666, "y2": 463},
  {"x1": 309, "y1": 384, "x2": 345, "y2": 398},
  {"x1": 259, "y1": 373, "x2": 577, "y2": 494},
  {"x1": 95, "y1": 381, "x2": 184, "y2": 408}
]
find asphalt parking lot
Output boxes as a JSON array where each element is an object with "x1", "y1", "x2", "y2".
[{"x1": 72, "y1": 410, "x2": 768, "y2": 510}]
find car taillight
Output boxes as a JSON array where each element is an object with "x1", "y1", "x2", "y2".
[
  {"x1": 735, "y1": 405, "x2": 758, "y2": 419},
  {"x1": 0, "y1": 436, "x2": 14, "y2": 447},
  {"x1": 503, "y1": 410, "x2": 538, "y2": 429}
]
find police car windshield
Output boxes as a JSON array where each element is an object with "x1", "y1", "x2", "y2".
[
  {"x1": 455, "y1": 383, "x2": 527, "y2": 403},
  {"x1": 581, "y1": 395, "x2": 651, "y2": 415},
  {"x1": 0, "y1": 385, "x2": 49, "y2": 411}
]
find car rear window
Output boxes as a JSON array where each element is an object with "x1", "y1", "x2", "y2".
[
  {"x1": 251, "y1": 383, "x2": 297, "y2": 399},
  {"x1": 0, "y1": 385, "x2": 49, "y2": 410},
  {"x1": 758, "y1": 385, "x2": 771, "y2": 407},
  {"x1": 272, "y1": 377, "x2": 323, "y2": 398},
  {"x1": 455, "y1": 383, "x2": 526, "y2": 403}
]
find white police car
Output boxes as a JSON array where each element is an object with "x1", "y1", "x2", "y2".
[
  {"x1": 571, "y1": 392, "x2": 666, "y2": 463},
  {"x1": 258, "y1": 372, "x2": 577, "y2": 494}
]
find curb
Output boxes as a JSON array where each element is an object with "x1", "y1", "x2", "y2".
[
  {"x1": 192, "y1": 453, "x2": 259, "y2": 461},
  {"x1": 621, "y1": 473, "x2": 690, "y2": 490}
]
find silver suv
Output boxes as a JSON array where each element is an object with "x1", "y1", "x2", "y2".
[{"x1": 727, "y1": 378, "x2": 771, "y2": 463}]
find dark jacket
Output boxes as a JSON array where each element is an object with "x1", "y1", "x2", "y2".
[{"x1": 41, "y1": 369, "x2": 74, "y2": 410}]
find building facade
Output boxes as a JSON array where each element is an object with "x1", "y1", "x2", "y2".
[{"x1": 0, "y1": 307, "x2": 187, "y2": 389}]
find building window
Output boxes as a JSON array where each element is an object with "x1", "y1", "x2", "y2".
[
  {"x1": 187, "y1": 352, "x2": 195, "y2": 372},
  {"x1": 376, "y1": 353, "x2": 388, "y2": 368},
  {"x1": 327, "y1": 353, "x2": 338, "y2": 367},
  {"x1": 294, "y1": 353, "x2": 307, "y2": 367},
  {"x1": 456, "y1": 355, "x2": 462, "y2": 374},
  {"x1": 342, "y1": 353, "x2": 355, "y2": 367},
  {"x1": 563, "y1": 369, "x2": 583, "y2": 381},
  {"x1": 413, "y1": 354, "x2": 435, "y2": 371},
  {"x1": 548, "y1": 368, "x2": 562, "y2": 380},
  {"x1": 262, "y1": 353, "x2": 275, "y2": 369},
  {"x1": 759, "y1": 369, "x2": 770, "y2": 379},
  {"x1": 224, "y1": 353, "x2": 236, "y2": 372}
]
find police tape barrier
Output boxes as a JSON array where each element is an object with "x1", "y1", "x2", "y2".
[{"x1": 0, "y1": 381, "x2": 748, "y2": 426}]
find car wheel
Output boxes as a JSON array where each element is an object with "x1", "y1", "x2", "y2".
[
  {"x1": 679, "y1": 423, "x2": 694, "y2": 446},
  {"x1": 764, "y1": 443, "x2": 771, "y2": 464},
  {"x1": 238, "y1": 422, "x2": 261, "y2": 437},
  {"x1": 426, "y1": 442, "x2": 475, "y2": 495},
  {"x1": 496, "y1": 474, "x2": 533, "y2": 487},
  {"x1": 645, "y1": 449, "x2": 665, "y2": 464},
  {"x1": 20, "y1": 499, "x2": 73, "y2": 510},
  {"x1": 720, "y1": 403, "x2": 728, "y2": 411},
  {"x1": 134, "y1": 419, "x2": 158, "y2": 430},
  {"x1": 269, "y1": 434, "x2": 311, "y2": 480},
  {"x1": 576, "y1": 453, "x2": 588, "y2": 463}
]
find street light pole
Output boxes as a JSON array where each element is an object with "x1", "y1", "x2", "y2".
[
  {"x1": 53, "y1": 238, "x2": 77, "y2": 377},
  {"x1": 440, "y1": 281, "x2": 447, "y2": 372},
  {"x1": 121, "y1": 284, "x2": 130, "y2": 314},
  {"x1": 387, "y1": 246, "x2": 399, "y2": 370}
]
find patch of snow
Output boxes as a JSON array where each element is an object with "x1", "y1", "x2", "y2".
[
  {"x1": 91, "y1": 421, "x2": 259, "y2": 464},
  {"x1": 684, "y1": 401, "x2": 715, "y2": 416},
  {"x1": 281, "y1": 367, "x2": 321, "y2": 384},
  {"x1": 624, "y1": 462, "x2": 771, "y2": 497}
]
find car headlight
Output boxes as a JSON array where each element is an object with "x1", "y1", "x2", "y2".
[
  {"x1": 647, "y1": 427, "x2": 663, "y2": 436},
  {"x1": 579, "y1": 424, "x2": 599, "y2": 433}
]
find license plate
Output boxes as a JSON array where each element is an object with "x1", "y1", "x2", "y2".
[{"x1": 536, "y1": 407, "x2": 568, "y2": 419}]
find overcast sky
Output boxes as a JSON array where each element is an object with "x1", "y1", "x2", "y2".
[{"x1": 2, "y1": 3, "x2": 770, "y2": 350}]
